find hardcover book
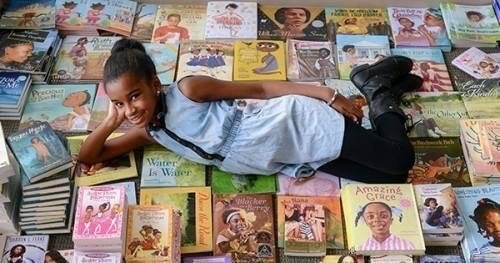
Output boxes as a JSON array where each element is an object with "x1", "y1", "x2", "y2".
[
  {"x1": 97, "y1": 0, "x2": 137, "y2": 36},
  {"x1": 184, "y1": 256, "x2": 232, "y2": 263},
  {"x1": 1, "y1": 235, "x2": 49, "y2": 263},
  {"x1": 452, "y1": 47, "x2": 500, "y2": 80},
  {"x1": 73, "y1": 252, "x2": 122, "y2": 263},
  {"x1": 286, "y1": 40, "x2": 338, "y2": 81},
  {"x1": 234, "y1": 40, "x2": 286, "y2": 81},
  {"x1": 88, "y1": 83, "x2": 134, "y2": 132},
  {"x1": 152, "y1": 4, "x2": 207, "y2": 43},
  {"x1": 277, "y1": 170, "x2": 340, "y2": 197},
  {"x1": 0, "y1": 72, "x2": 31, "y2": 110},
  {"x1": 418, "y1": 255, "x2": 463, "y2": 263},
  {"x1": 211, "y1": 167, "x2": 276, "y2": 194},
  {"x1": 55, "y1": 0, "x2": 96, "y2": 35},
  {"x1": 205, "y1": 1, "x2": 257, "y2": 39},
  {"x1": 143, "y1": 43, "x2": 178, "y2": 85},
  {"x1": 130, "y1": 3, "x2": 158, "y2": 41},
  {"x1": 479, "y1": 119, "x2": 500, "y2": 162},
  {"x1": 0, "y1": 0, "x2": 56, "y2": 29},
  {"x1": 325, "y1": 8, "x2": 390, "y2": 41}
]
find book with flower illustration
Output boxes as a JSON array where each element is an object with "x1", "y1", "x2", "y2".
[
  {"x1": 1, "y1": 235, "x2": 49, "y2": 263},
  {"x1": 125, "y1": 205, "x2": 181, "y2": 263},
  {"x1": 67, "y1": 134, "x2": 138, "y2": 186},
  {"x1": 212, "y1": 194, "x2": 275, "y2": 262},
  {"x1": 276, "y1": 195, "x2": 344, "y2": 250},
  {"x1": 205, "y1": 1, "x2": 257, "y2": 39},
  {"x1": 341, "y1": 184, "x2": 425, "y2": 255},
  {"x1": 391, "y1": 48, "x2": 453, "y2": 92},
  {"x1": 212, "y1": 167, "x2": 276, "y2": 194},
  {"x1": 140, "y1": 186, "x2": 212, "y2": 253},
  {"x1": 451, "y1": 47, "x2": 500, "y2": 80},
  {"x1": 277, "y1": 170, "x2": 340, "y2": 197},
  {"x1": 152, "y1": 4, "x2": 207, "y2": 43},
  {"x1": 325, "y1": 8, "x2": 390, "y2": 41},
  {"x1": 233, "y1": 40, "x2": 286, "y2": 81},
  {"x1": 130, "y1": 3, "x2": 158, "y2": 41},
  {"x1": 73, "y1": 252, "x2": 122, "y2": 263},
  {"x1": 143, "y1": 43, "x2": 178, "y2": 85},
  {"x1": 141, "y1": 144, "x2": 206, "y2": 188},
  {"x1": 286, "y1": 40, "x2": 338, "y2": 81},
  {"x1": 0, "y1": 0, "x2": 55, "y2": 29},
  {"x1": 88, "y1": 83, "x2": 134, "y2": 132}
]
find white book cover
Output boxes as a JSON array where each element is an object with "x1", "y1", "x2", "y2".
[{"x1": 205, "y1": 1, "x2": 257, "y2": 39}]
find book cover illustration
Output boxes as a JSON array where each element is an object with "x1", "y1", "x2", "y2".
[
  {"x1": 479, "y1": 120, "x2": 500, "y2": 162},
  {"x1": 140, "y1": 187, "x2": 213, "y2": 253},
  {"x1": 111, "y1": 181, "x2": 136, "y2": 205},
  {"x1": 325, "y1": 8, "x2": 390, "y2": 41},
  {"x1": 408, "y1": 138, "x2": 470, "y2": 187},
  {"x1": 418, "y1": 255, "x2": 463, "y2": 263},
  {"x1": 287, "y1": 40, "x2": 338, "y2": 81},
  {"x1": 277, "y1": 170, "x2": 340, "y2": 197},
  {"x1": 51, "y1": 36, "x2": 121, "y2": 83},
  {"x1": 130, "y1": 3, "x2": 158, "y2": 41},
  {"x1": 413, "y1": 184, "x2": 464, "y2": 233},
  {"x1": 0, "y1": 72, "x2": 31, "y2": 108},
  {"x1": 0, "y1": 0, "x2": 56, "y2": 29},
  {"x1": 321, "y1": 255, "x2": 365, "y2": 263},
  {"x1": 258, "y1": 6, "x2": 327, "y2": 41},
  {"x1": 73, "y1": 252, "x2": 122, "y2": 263},
  {"x1": 401, "y1": 92, "x2": 468, "y2": 138},
  {"x1": 335, "y1": 34, "x2": 390, "y2": 80},
  {"x1": 152, "y1": 5, "x2": 207, "y2": 43},
  {"x1": 234, "y1": 40, "x2": 286, "y2": 81},
  {"x1": 213, "y1": 194, "x2": 275, "y2": 262},
  {"x1": 98, "y1": 0, "x2": 137, "y2": 36},
  {"x1": 1, "y1": 235, "x2": 49, "y2": 263},
  {"x1": 184, "y1": 255, "x2": 232, "y2": 263},
  {"x1": 341, "y1": 184, "x2": 425, "y2": 255},
  {"x1": 177, "y1": 40, "x2": 234, "y2": 81},
  {"x1": 55, "y1": 0, "x2": 93, "y2": 33},
  {"x1": 452, "y1": 47, "x2": 500, "y2": 80},
  {"x1": 211, "y1": 167, "x2": 276, "y2": 194},
  {"x1": 284, "y1": 202, "x2": 326, "y2": 256},
  {"x1": 141, "y1": 144, "x2": 206, "y2": 187},
  {"x1": 88, "y1": 83, "x2": 134, "y2": 132},
  {"x1": 205, "y1": 1, "x2": 257, "y2": 39},
  {"x1": 143, "y1": 43, "x2": 178, "y2": 85},
  {"x1": 391, "y1": 48, "x2": 453, "y2": 92}
]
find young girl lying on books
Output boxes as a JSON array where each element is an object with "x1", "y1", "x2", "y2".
[{"x1": 79, "y1": 38, "x2": 423, "y2": 183}]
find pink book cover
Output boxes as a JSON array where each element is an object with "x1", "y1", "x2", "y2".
[
  {"x1": 388, "y1": 7, "x2": 430, "y2": 47},
  {"x1": 74, "y1": 251, "x2": 122, "y2": 262},
  {"x1": 452, "y1": 47, "x2": 500, "y2": 79},
  {"x1": 277, "y1": 170, "x2": 340, "y2": 197},
  {"x1": 479, "y1": 119, "x2": 500, "y2": 162},
  {"x1": 73, "y1": 185, "x2": 127, "y2": 241}
]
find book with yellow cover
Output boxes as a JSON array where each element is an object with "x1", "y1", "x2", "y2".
[
  {"x1": 233, "y1": 40, "x2": 286, "y2": 81},
  {"x1": 341, "y1": 184, "x2": 425, "y2": 255},
  {"x1": 140, "y1": 187, "x2": 212, "y2": 253}
]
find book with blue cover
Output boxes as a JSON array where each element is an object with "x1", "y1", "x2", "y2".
[
  {"x1": 0, "y1": 0, "x2": 56, "y2": 29},
  {"x1": 0, "y1": 72, "x2": 31, "y2": 109},
  {"x1": 143, "y1": 43, "x2": 178, "y2": 85}
]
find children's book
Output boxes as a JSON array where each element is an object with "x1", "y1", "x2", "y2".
[
  {"x1": 125, "y1": 205, "x2": 181, "y2": 263},
  {"x1": 176, "y1": 40, "x2": 234, "y2": 81},
  {"x1": 73, "y1": 252, "x2": 122, "y2": 263},
  {"x1": 341, "y1": 184, "x2": 425, "y2": 255},
  {"x1": 336, "y1": 34, "x2": 391, "y2": 80},
  {"x1": 1, "y1": 235, "x2": 49, "y2": 263},
  {"x1": 277, "y1": 170, "x2": 340, "y2": 197},
  {"x1": 370, "y1": 255, "x2": 414, "y2": 263},
  {"x1": 233, "y1": 40, "x2": 286, "y2": 81},
  {"x1": 111, "y1": 181, "x2": 136, "y2": 205},
  {"x1": 7, "y1": 122, "x2": 72, "y2": 183},
  {"x1": 258, "y1": 6, "x2": 328, "y2": 41},
  {"x1": 55, "y1": 0, "x2": 96, "y2": 35},
  {"x1": 88, "y1": 83, "x2": 134, "y2": 132},
  {"x1": 325, "y1": 8, "x2": 391, "y2": 41},
  {"x1": 184, "y1": 255, "x2": 232, "y2": 263},
  {"x1": 479, "y1": 119, "x2": 500, "y2": 162},
  {"x1": 205, "y1": 1, "x2": 257, "y2": 39},
  {"x1": 140, "y1": 186, "x2": 212, "y2": 253},
  {"x1": 418, "y1": 255, "x2": 463, "y2": 263},
  {"x1": 130, "y1": 3, "x2": 158, "y2": 41},
  {"x1": 452, "y1": 47, "x2": 500, "y2": 80},
  {"x1": 320, "y1": 255, "x2": 365, "y2": 263},
  {"x1": 408, "y1": 138, "x2": 470, "y2": 187},
  {"x1": 211, "y1": 167, "x2": 276, "y2": 194},
  {"x1": 143, "y1": 43, "x2": 178, "y2": 85},
  {"x1": 19, "y1": 84, "x2": 97, "y2": 133},
  {"x1": 391, "y1": 48, "x2": 453, "y2": 92},
  {"x1": 152, "y1": 5, "x2": 207, "y2": 43},
  {"x1": 58, "y1": 249, "x2": 75, "y2": 262},
  {"x1": 0, "y1": 0, "x2": 56, "y2": 29},
  {"x1": 286, "y1": 40, "x2": 338, "y2": 81},
  {"x1": 276, "y1": 195, "x2": 344, "y2": 250},
  {"x1": 97, "y1": 0, "x2": 137, "y2": 36},
  {"x1": 141, "y1": 144, "x2": 206, "y2": 187},
  {"x1": 212, "y1": 194, "x2": 275, "y2": 262},
  {"x1": 0, "y1": 72, "x2": 31, "y2": 110}
]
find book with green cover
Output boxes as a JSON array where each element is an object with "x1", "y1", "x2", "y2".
[{"x1": 211, "y1": 167, "x2": 276, "y2": 194}]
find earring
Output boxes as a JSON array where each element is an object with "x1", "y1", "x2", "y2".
[{"x1": 156, "y1": 90, "x2": 161, "y2": 96}]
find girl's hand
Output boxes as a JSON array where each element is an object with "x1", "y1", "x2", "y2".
[
  {"x1": 104, "y1": 99, "x2": 125, "y2": 130},
  {"x1": 330, "y1": 94, "x2": 364, "y2": 123}
]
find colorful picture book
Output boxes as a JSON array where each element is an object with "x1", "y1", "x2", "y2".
[
  {"x1": 277, "y1": 170, "x2": 340, "y2": 197},
  {"x1": 325, "y1": 8, "x2": 390, "y2": 41},
  {"x1": 205, "y1": 1, "x2": 257, "y2": 39},
  {"x1": 73, "y1": 252, "x2": 122, "y2": 262},
  {"x1": 211, "y1": 167, "x2": 276, "y2": 194},
  {"x1": 130, "y1": 3, "x2": 158, "y2": 41},
  {"x1": 0, "y1": 0, "x2": 55, "y2": 29},
  {"x1": 233, "y1": 40, "x2": 286, "y2": 81},
  {"x1": 286, "y1": 40, "x2": 338, "y2": 81},
  {"x1": 478, "y1": 119, "x2": 500, "y2": 162},
  {"x1": 184, "y1": 255, "x2": 232, "y2": 263},
  {"x1": 451, "y1": 47, "x2": 500, "y2": 80},
  {"x1": 143, "y1": 43, "x2": 178, "y2": 85},
  {"x1": 87, "y1": 83, "x2": 134, "y2": 132},
  {"x1": 1, "y1": 235, "x2": 49, "y2": 263},
  {"x1": 0, "y1": 72, "x2": 31, "y2": 111},
  {"x1": 152, "y1": 4, "x2": 207, "y2": 43}
]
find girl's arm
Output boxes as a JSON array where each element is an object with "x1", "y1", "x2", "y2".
[{"x1": 179, "y1": 76, "x2": 363, "y2": 122}]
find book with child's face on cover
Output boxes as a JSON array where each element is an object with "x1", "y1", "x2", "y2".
[
  {"x1": 205, "y1": 1, "x2": 257, "y2": 39},
  {"x1": 286, "y1": 39, "x2": 338, "y2": 81},
  {"x1": 152, "y1": 4, "x2": 207, "y2": 43},
  {"x1": 1, "y1": 235, "x2": 49, "y2": 263}
]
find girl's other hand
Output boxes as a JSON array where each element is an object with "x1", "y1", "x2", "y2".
[
  {"x1": 104, "y1": 99, "x2": 125, "y2": 130},
  {"x1": 330, "y1": 94, "x2": 363, "y2": 123}
]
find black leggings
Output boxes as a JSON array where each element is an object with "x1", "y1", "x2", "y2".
[{"x1": 318, "y1": 113, "x2": 415, "y2": 183}]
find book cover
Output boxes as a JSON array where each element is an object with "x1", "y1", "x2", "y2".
[
  {"x1": 112, "y1": 181, "x2": 136, "y2": 205},
  {"x1": 205, "y1": 1, "x2": 257, "y2": 39},
  {"x1": 97, "y1": 0, "x2": 137, "y2": 36},
  {"x1": 55, "y1": 0, "x2": 95, "y2": 34},
  {"x1": 286, "y1": 40, "x2": 338, "y2": 81},
  {"x1": 452, "y1": 47, "x2": 500, "y2": 80},
  {"x1": 321, "y1": 255, "x2": 365, "y2": 263},
  {"x1": 479, "y1": 119, "x2": 500, "y2": 162},
  {"x1": 1, "y1": 235, "x2": 49, "y2": 263},
  {"x1": 325, "y1": 8, "x2": 390, "y2": 41},
  {"x1": 176, "y1": 40, "x2": 234, "y2": 81},
  {"x1": 211, "y1": 167, "x2": 276, "y2": 194},
  {"x1": 152, "y1": 4, "x2": 207, "y2": 43},
  {"x1": 233, "y1": 40, "x2": 286, "y2": 81},
  {"x1": 73, "y1": 252, "x2": 122, "y2": 263},
  {"x1": 213, "y1": 194, "x2": 275, "y2": 262},
  {"x1": 44, "y1": 249, "x2": 74, "y2": 263},
  {"x1": 276, "y1": 171, "x2": 340, "y2": 197},
  {"x1": 401, "y1": 92, "x2": 469, "y2": 138},
  {"x1": 408, "y1": 138, "x2": 471, "y2": 187},
  {"x1": 341, "y1": 184, "x2": 425, "y2": 255},
  {"x1": 7, "y1": 122, "x2": 72, "y2": 183},
  {"x1": 370, "y1": 255, "x2": 414, "y2": 263},
  {"x1": 258, "y1": 6, "x2": 328, "y2": 41},
  {"x1": 418, "y1": 255, "x2": 463, "y2": 263},
  {"x1": 277, "y1": 196, "x2": 344, "y2": 250},
  {"x1": 391, "y1": 48, "x2": 453, "y2": 92},
  {"x1": 125, "y1": 205, "x2": 181, "y2": 262},
  {"x1": 336, "y1": 34, "x2": 391, "y2": 80},
  {"x1": 0, "y1": 72, "x2": 31, "y2": 109},
  {"x1": 184, "y1": 255, "x2": 232, "y2": 263},
  {"x1": 130, "y1": 3, "x2": 158, "y2": 41},
  {"x1": 140, "y1": 186, "x2": 212, "y2": 253},
  {"x1": 0, "y1": 0, "x2": 56, "y2": 29},
  {"x1": 141, "y1": 144, "x2": 206, "y2": 187},
  {"x1": 87, "y1": 83, "x2": 134, "y2": 132},
  {"x1": 143, "y1": 43, "x2": 178, "y2": 85}
]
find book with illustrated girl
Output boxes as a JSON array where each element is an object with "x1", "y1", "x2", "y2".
[
  {"x1": 0, "y1": 0, "x2": 55, "y2": 29},
  {"x1": 451, "y1": 47, "x2": 500, "y2": 80},
  {"x1": 51, "y1": 36, "x2": 121, "y2": 83},
  {"x1": 67, "y1": 134, "x2": 138, "y2": 186},
  {"x1": 325, "y1": 8, "x2": 391, "y2": 42},
  {"x1": 233, "y1": 40, "x2": 286, "y2": 81},
  {"x1": 143, "y1": 43, "x2": 178, "y2": 85},
  {"x1": 130, "y1": 3, "x2": 158, "y2": 41},
  {"x1": 391, "y1": 48, "x2": 453, "y2": 92},
  {"x1": 73, "y1": 185, "x2": 128, "y2": 251},
  {"x1": 18, "y1": 84, "x2": 97, "y2": 133},
  {"x1": 286, "y1": 40, "x2": 338, "y2": 81},
  {"x1": 401, "y1": 92, "x2": 469, "y2": 138},
  {"x1": 205, "y1": 1, "x2": 257, "y2": 39},
  {"x1": 387, "y1": 7, "x2": 451, "y2": 51},
  {"x1": 341, "y1": 184, "x2": 425, "y2": 255},
  {"x1": 276, "y1": 195, "x2": 344, "y2": 250},
  {"x1": 140, "y1": 186, "x2": 212, "y2": 253},
  {"x1": 152, "y1": 4, "x2": 207, "y2": 43},
  {"x1": 454, "y1": 185, "x2": 500, "y2": 263},
  {"x1": 335, "y1": 34, "x2": 391, "y2": 80},
  {"x1": 88, "y1": 83, "x2": 134, "y2": 132},
  {"x1": 176, "y1": 40, "x2": 234, "y2": 81},
  {"x1": 408, "y1": 138, "x2": 471, "y2": 187},
  {"x1": 73, "y1": 252, "x2": 122, "y2": 262},
  {"x1": 277, "y1": 170, "x2": 340, "y2": 197},
  {"x1": 1, "y1": 235, "x2": 49, "y2": 263},
  {"x1": 141, "y1": 144, "x2": 206, "y2": 188},
  {"x1": 212, "y1": 194, "x2": 275, "y2": 262},
  {"x1": 125, "y1": 205, "x2": 181, "y2": 262},
  {"x1": 211, "y1": 167, "x2": 276, "y2": 194},
  {"x1": 96, "y1": 0, "x2": 137, "y2": 36},
  {"x1": 258, "y1": 6, "x2": 327, "y2": 41}
]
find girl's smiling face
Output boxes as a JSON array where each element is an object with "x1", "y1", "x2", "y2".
[
  {"x1": 363, "y1": 203, "x2": 393, "y2": 236},
  {"x1": 482, "y1": 210, "x2": 500, "y2": 242}
]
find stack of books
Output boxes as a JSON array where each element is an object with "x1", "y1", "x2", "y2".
[
  {"x1": 1, "y1": 235, "x2": 49, "y2": 262},
  {"x1": 0, "y1": 72, "x2": 32, "y2": 120}
]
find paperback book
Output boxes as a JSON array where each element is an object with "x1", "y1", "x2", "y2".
[
  {"x1": 130, "y1": 3, "x2": 158, "y2": 41},
  {"x1": 1, "y1": 235, "x2": 49, "y2": 263},
  {"x1": 452, "y1": 47, "x2": 500, "y2": 80},
  {"x1": 73, "y1": 252, "x2": 122, "y2": 263},
  {"x1": 211, "y1": 167, "x2": 276, "y2": 194},
  {"x1": 152, "y1": 4, "x2": 207, "y2": 43},
  {"x1": 143, "y1": 43, "x2": 178, "y2": 85},
  {"x1": 286, "y1": 40, "x2": 338, "y2": 81},
  {"x1": 277, "y1": 170, "x2": 340, "y2": 197},
  {"x1": 234, "y1": 40, "x2": 286, "y2": 81},
  {"x1": 205, "y1": 1, "x2": 257, "y2": 39},
  {"x1": 0, "y1": 0, "x2": 56, "y2": 29},
  {"x1": 0, "y1": 72, "x2": 31, "y2": 110},
  {"x1": 325, "y1": 8, "x2": 391, "y2": 41}
]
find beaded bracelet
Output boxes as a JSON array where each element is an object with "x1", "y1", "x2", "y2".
[{"x1": 327, "y1": 89, "x2": 338, "y2": 106}]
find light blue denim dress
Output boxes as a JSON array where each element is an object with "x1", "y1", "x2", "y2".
[{"x1": 147, "y1": 81, "x2": 345, "y2": 178}]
